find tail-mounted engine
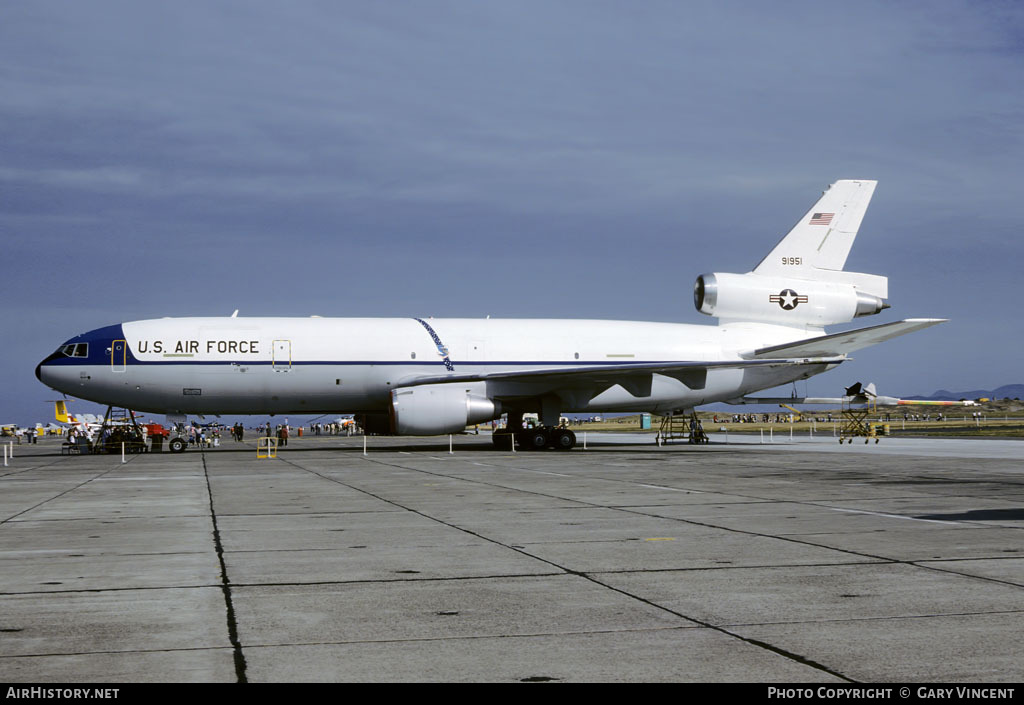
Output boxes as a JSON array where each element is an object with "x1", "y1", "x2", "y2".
[{"x1": 694, "y1": 272, "x2": 888, "y2": 328}]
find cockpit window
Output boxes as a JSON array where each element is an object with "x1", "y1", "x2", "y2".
[{"x1": 60, "y1": 343, "x2": 89, "y2": 358}]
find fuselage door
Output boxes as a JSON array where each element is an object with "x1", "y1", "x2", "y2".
[
  {"x1": 112, "y1": 338, "x2": 129, "y2": 370},
  {"x1": 111, "y1": 339, "x2": 127, "y2": 373},
  {"x1": 272, "y1": 340, "x2": 292, "y2": 371}
]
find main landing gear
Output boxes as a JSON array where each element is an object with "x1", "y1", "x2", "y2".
[
  {"x1": 492, "y1": 408, "x2": 577, "y2": 450},
  {"x1": 492, "y1": 426, "x2": 577, "y2": 451}
]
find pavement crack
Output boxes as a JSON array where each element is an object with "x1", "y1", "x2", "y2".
[
  {"x1": 201, "y1": 452, "x2": 248, "y2": 684},
  {"x1": 573, "y1": 570, "x2": 856, "y2": 682},
  {"x1": 277, "y1": 452, "x2": 856, "y2": 682},
  {"x1": 1, "y1": 465, "x2": 120, "y2": 525}
]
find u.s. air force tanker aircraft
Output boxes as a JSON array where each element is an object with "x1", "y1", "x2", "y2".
[{"x1": 37, "y1": 180, "x2": 944, "y2": 450}]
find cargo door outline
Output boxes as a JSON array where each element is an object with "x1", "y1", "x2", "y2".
[
  {"x1": 272, "y1": 340, "x2": 292, "y2": 371},
  {"x1": 111, "y1": 339, "x2": 127, "y2": 373}
]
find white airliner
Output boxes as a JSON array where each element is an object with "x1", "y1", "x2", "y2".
[{"x1": 37, "y1": 180, "x2": 944, "y2": 451}]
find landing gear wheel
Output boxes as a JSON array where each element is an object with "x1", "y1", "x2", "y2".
[
  {"x1": 168, "y1": 437, "x2": 186, "y2": 453},
  {"x1": 520, "y1": 428, "x2": 550, "y2": 451},
  {"x1": 552, "y1": 428, "x2": 576, "y2": 450}
]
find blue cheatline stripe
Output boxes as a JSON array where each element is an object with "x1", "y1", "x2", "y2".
[
  {"x1": 42, "y1": 359, "x2": 685, "y2": 368},
  {"x1": 412, "y1": 318, "x2": 454, "y2": 371}
]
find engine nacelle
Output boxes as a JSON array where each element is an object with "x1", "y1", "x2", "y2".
[
  {"x1": 389, "y1": 383, "x2": 501, "y2": 435},
  {"x1": 694, "y1": 272, "x2": 888, "y2": 327}
]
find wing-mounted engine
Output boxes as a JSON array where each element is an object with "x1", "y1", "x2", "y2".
[
  {"x1": 389, "y1": 383, "x2": 502, "y2": 435},
  {"x1": 694, "y1": 272, "x2": 888, "y2": 328}
]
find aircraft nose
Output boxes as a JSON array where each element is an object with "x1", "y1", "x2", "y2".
[{"x1": 36, "y1": 349, "x2": 63, "y2": 384}]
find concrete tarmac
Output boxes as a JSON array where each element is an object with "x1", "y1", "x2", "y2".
[{"x1": 0, "y1": 432, "x2": 1021, "y2": 683}]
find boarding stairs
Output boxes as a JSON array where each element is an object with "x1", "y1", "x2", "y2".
[{"x1": 656, "y1": 411, "x2": 708, "y2": 444}]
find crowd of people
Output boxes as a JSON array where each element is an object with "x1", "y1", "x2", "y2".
[
  {"x1": 716, "y1": 413, "x2": 836, "y2": 424},
  {"x1": 306, "y1": 421, "x2": 357, "y2": 436},
  {"x1": 904, "y1": 412, "x2": 941, "y2": 422},
  {"x1": 184, "y1": 423, "x2": 219, "y2": 448},
  {"x1": 171, "y1": 419, "x2": 359, "y2": 448}
]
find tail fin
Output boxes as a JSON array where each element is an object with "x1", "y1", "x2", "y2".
[
  {"x1": 54, "y1": 400, "x2": 71, "y2": 424},
  {"x1": 753, "y1": 180, "x2": 887, "y2": 298}
]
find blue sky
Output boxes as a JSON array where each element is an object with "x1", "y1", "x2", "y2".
[{"x1": 3, "y1": 1, "x2": 1022, "y2": 424}]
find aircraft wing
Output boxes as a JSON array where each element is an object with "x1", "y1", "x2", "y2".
[
  {"x1": 746, "y1": 319, "x2": 947, "y2": 359},
  {"x1": 397, "y1": 357, "x2": 841, "y2": 392},
  {"x1": 395, "y1": 318, "x2": 943, "y2": 400}
]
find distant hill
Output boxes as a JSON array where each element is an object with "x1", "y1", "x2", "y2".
[{"x1": 905, "y1": 384, "x2": 1024, "y2": 401}]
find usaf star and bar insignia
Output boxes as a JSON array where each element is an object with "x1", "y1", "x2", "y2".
[{"x1": 769, "y1": 289, "x2": 809, "y2": 310}]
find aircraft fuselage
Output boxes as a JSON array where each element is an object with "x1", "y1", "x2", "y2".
[{"x1": 36, "y1": 317, "x2": 824, "y2": 416}]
